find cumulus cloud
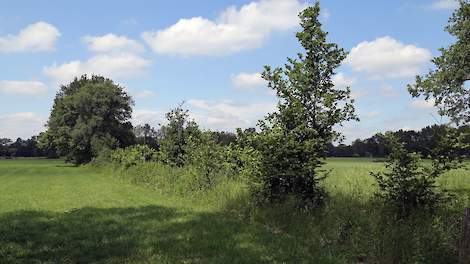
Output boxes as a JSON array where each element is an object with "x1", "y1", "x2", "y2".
[
  {"x1": 142, "y1": 0, "x2": 304, "y2": 56},
  {"x1": 379, "y1": 84, "x2": 400, "y2": 97},
  {"x1": 83, "y1": 33, "x2": 144, "y2": 53},
  {"x1": 231, "y1": 72, "x2": 265, "y2": 89},
  {"x1": 188, "y1": 99, "x2": 276, "y2": 130},
  {"x1": 0, "y1": 112, "x2": 46, "y2": 139},
  {"x1": 410, "y1": 98, "x2": 436, "y2": 109},
  {"x1": 0, "y1": 22, "x2": 60, "y2": 53},
  {"x1": 43, "y1": 53, "x2": 151, "y2": 84},
  {"x1": 429, "y1": 0, "x2": 459, "y2": 10},
  {"x1": 320, "y1": 8, "x2": 331, "y2": 22},
  {"x1": 0, "y1": 81, "x2": 48, "y2": 95},
  {"x1": 134, "y1": 90, "x2": 155, "y2": 99},
  {"x1": 332, "y1": 73, "x2": 356, "y2": 89},
  {"x1": 132, "y1": 109, "x2": 164, "y2": 127},
  {"x1": 345, "y1": 36, "x2": 431, "y2": 79},
  {"x1": 365, "y1": 111, "x2": 379, "y2": 118}
]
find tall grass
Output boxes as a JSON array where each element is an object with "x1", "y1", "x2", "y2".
[{"x1": 105, "y1": 158, "x2": 469, "y2": 263}]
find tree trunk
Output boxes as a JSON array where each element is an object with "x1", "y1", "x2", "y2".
[{"x1": 459, "y1": 208, "x2": 470, "y2": 264}]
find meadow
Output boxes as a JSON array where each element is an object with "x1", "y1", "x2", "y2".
[{"x1": 0, "y1": 158, "x2": 469, "y2": 263}]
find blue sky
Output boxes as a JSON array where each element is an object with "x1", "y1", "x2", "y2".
[{"x1": 0, "y1": 0, "x2": 460, "y2": 142}]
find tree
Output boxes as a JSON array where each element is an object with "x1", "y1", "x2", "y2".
[
  {"x1": 159, "y1": 104, "x2": 201, "y2": 167},
  {"x1": 372, "y1": 130, "x2": 464, "y2": 217},
  {"x1": 134, "y1": 123, "x2": 161, "y2": 149},
  {"x1": 252, "y1": 3, "x2": 358, "y2": 208},
  {"x1": 408, "y1": 1, "x2": 470, "y2": 125},
  {"x1": 0, "y1": 138, "x2": 12, "y2": 157},
  {"x1": 40, "y1": 75, "x2": 135, "y2": 165}
]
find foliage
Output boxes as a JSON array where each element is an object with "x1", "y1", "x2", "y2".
[
  {"x1": 328, "y1": 124, "x2": 470, "y2": 158},
  {"x1": 252, "y1": 3, "x2": 357, "y2": 208},
  {"x1": 184, "y1": 132, "x2": 227, "y2": 190},
  {"x1": 408, "y1": 0, "x2": 470, "y2": 125},
  {"x1": 371, "y1": 129, "x2": 465, "y2": 217},
  {"x1": 39, "y1": 75, "x2": 135, "y2": 165},
  {"x1": 159, "y1": 104, "x2": 201, "y2": 167},
  {"x1": 110, "y1": 144, "x2": 159, "y2": 168},
  {"x1": 0, "y1": 136, "x2": 48, "y2": 158},
  {"x1": 134, "y1": 123, "x2": 161, "y2": 149},
  {"x1": 1, "y1": 158, "x2": 468, "y2": 263}
]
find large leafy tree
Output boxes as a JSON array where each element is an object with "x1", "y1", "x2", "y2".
[
  {"x1": 408, "y1": 0, "x2": 470, "y2": 125},
  {"x1": 253, "y1": 3, "x2": 358, "y2": 208},
  {"x1": 40, "y1": 75, "x2": 135, "y2": 165}
]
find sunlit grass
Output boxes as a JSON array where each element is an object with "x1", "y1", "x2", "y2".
[{"x1": 0, "y1": 158, "x2": 468, "y2": 263}]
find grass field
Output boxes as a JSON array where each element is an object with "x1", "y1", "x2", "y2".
[{"x1": 0, "y1": 158, "x2": 469, "y2": 263}]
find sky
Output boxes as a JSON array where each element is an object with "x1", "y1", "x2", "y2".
[{"x1": 0, "y1": 0, "x2": 461, "y2": 142}]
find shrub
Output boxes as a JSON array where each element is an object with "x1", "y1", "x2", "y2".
[
  {"x1": 185, "y1": 132, "x2": 227, "y2": 190},
  {"x1": 371, "y1": 129, "x2": 464, "y2": 217},
  {"x1": 159, "y1": 104, "x2": 201, "y2": 167},
  {"x1": 110, "y1": 144, "x2": 158, "y2": 168}
]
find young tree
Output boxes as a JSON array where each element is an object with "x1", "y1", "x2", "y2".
[
  {"x1": 159, "y1": 104, "x2": 200, "y2": 167},
  {"x1": 40, "y1": 75, "x2": 135, "y2": 165},
  {"x1": 372, "y1": 130, "x2": 464, "y2": 217},
  {"x1": 252, "y1": 3, "x2": 358, "y2": 208},
  {"x1": 408, "y1": 0, "x2": 470, "y2": 125}
]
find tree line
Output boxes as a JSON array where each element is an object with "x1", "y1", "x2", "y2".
[
  {"x1": 0, "y1": 136, "x2": 57, "y2": 158},
  {"x1": 327, "y1": 125, "x2": 470, "y2": 158}
]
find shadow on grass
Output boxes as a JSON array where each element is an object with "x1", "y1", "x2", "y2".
[
  {"x1": 0, "y1": 205, "x2": 308, "y2": 263},
  {"x1": 0, "y1": 195, "x2": 463, "y2": 263}
]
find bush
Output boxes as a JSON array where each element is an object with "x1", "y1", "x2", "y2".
[
  {"x1": 110, "y1": 145, "x2": 158, "y2": 168},
  {"x1": 371, "y1": 130, "x2": 463, "y2": 217}
]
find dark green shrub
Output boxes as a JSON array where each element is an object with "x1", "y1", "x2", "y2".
[{"x1": 371, "y1": 129, "x2": 464, "y2": 217}]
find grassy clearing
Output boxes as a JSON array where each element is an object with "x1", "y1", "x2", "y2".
[{"x1": 0, "y1": 158, "x2": 469, "y2": 263}]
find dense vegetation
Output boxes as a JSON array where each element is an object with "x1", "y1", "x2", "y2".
[
  {"x1": 1, "y1": 158, "x2": 469, "y2": 263},
  {"x1": 2, "y1": 1, "x2": 470, "y2": 263}
]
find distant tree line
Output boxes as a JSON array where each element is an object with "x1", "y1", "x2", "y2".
[
  {"x1": 3, "y1": 124, "x2": 469, "y2": 159},
  {"x1": 327, "y1": 125, "x2": 470, "y2": 158},
  {"x1": 0, "y1": 136, "x2": 56, "y2": 158}
]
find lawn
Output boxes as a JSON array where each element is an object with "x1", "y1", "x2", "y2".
[{"x1": 0, "y1": 158, "x2": 469, "y2": 263}]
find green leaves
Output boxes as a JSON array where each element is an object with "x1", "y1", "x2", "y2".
[
  {"x1": 41, "y1": 75, "x2": 135, "y2": 165},
  {"x1": 251, "y1": 2, "x2": 357, "y2": 209},
  {"x1": 408, "y1": 1, "x2": 470, "y2": 125}
]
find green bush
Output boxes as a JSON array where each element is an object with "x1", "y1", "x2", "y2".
[
  {"x1": 110, "y1": 145, "x2": 158, "y2": 168},
  {"x1": 371, "y1": 131, "x2": 463, "y2": 217}
]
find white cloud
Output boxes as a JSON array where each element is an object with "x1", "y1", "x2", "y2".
[
  {"x1": 83, "y1": 33, "x2": 144, "y2": 53},
  {"x1": 0, "y1": 81, "x2": 48, "y2": 95},
  {"x1": 410, "y1": 98, "x2": 436, "y2": 109},
  {"x1": 332, "y1": 73, "x2": 356, "y2": 89},
  {"x1": 320, "y1": 8, "x2": 330, "y2": 22},
  {"x1": 188, "y1": 99, "x2": 276, "y2": 130},
  {"x1": 231, "y1": 72, "x2": 265, "y2": 89},
  {"x1": 134, "y1": 90, "x2": 155, "y2": 99},
  {"x1": 0, "y1": 22, "x2": 60, "y2": 53},
  {"x1": 345, "y1": 36, "x2": 431, "y2": 79},
  {"x1": 142, "y1": 0, "x2": 304, "y2": 56},
  {"x1": 0, "y1": 112, "x2": 46, "y2": 139},
  {"x1": 132, "y1": 109, "x2": 164, "y2": 127},
  {"x1": 430, "y1": 0, "x2": 459, "y2": 10},
  {"x1": 379, "y1": 84, "x2": 400, "y2": 97},
  {"x1": 43, "y1": 53, "x2": 151, "y2": 84},
  {"x1": 365, "y1": 111, "x2": 379, "y2": 118}
]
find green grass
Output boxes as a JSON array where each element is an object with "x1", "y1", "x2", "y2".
[{"x1": 0, "y1": 158, "x2": 469, "y2": 263}]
